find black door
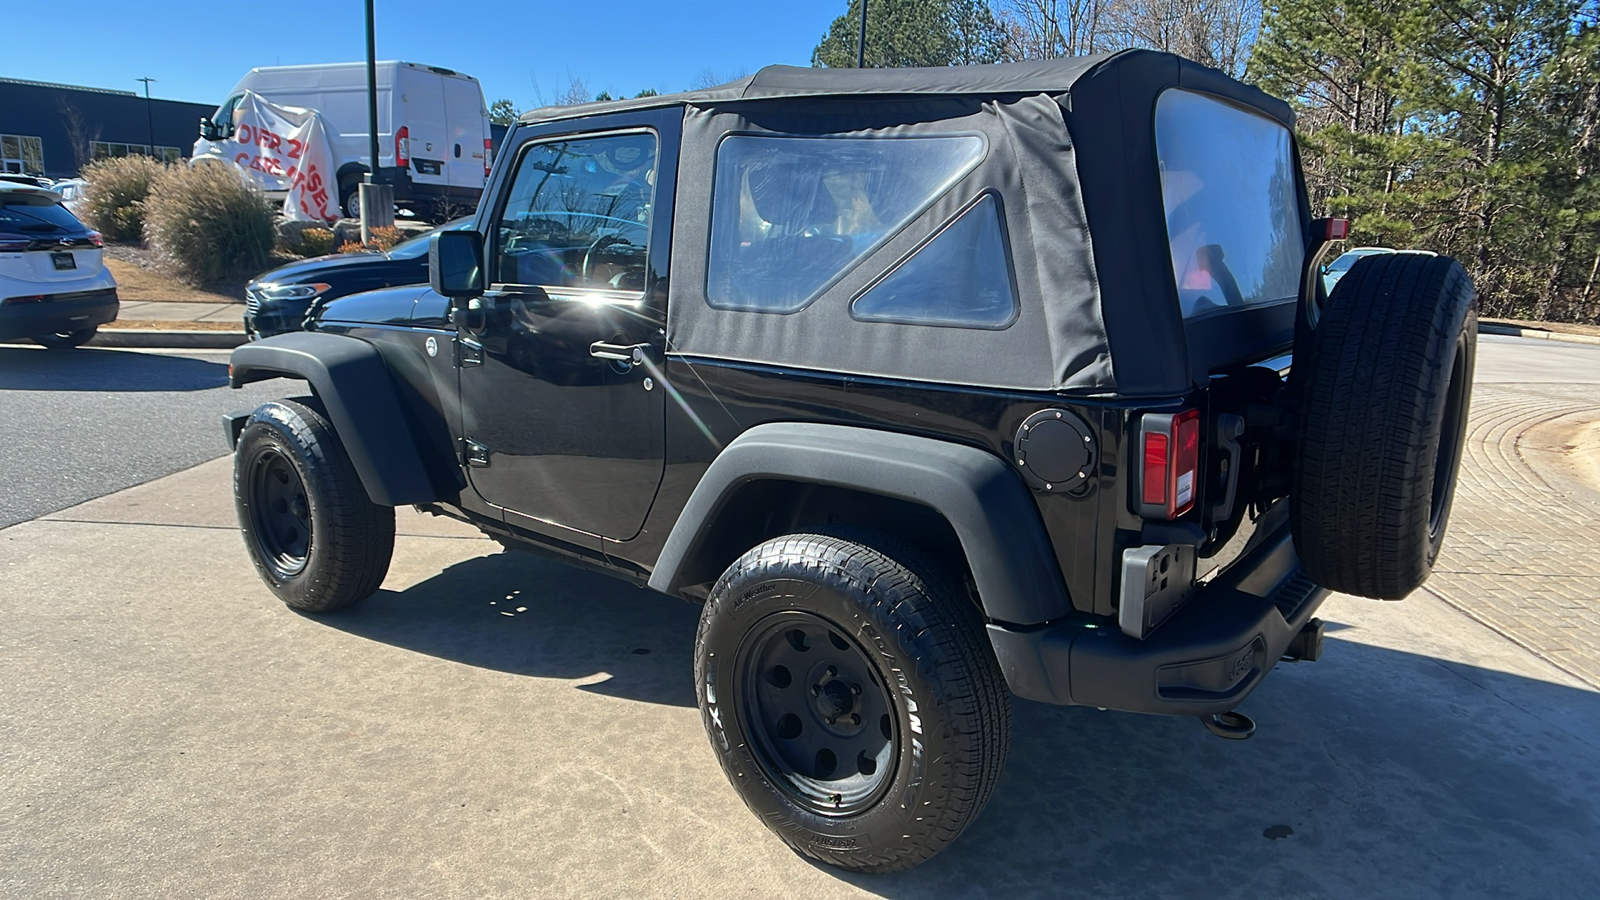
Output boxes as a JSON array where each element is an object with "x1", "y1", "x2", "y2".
[{"x1": 457, "y1": 113, "x2": 677, "y2": 541}]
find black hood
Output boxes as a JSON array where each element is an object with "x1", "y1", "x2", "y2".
[{"x1": 250, "y1": 252, "x2": 394, "y2": 287}]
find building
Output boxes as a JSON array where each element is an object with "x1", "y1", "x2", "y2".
[{"x1": 0, "y1": 77, "x2": 214, "y2": 179}]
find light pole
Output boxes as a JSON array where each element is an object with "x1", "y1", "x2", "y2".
[
  {"x1": 364, "y1": 0, "x2": 380, "y2": 185},
  {"x1": 857, "y1": 0, "x2": 867, "y2": 68},
  {"x1": 136, "y1": 77, "x2": 156, "y2": 158},
  {"x1": 363, "y1": 0, "x2": 381, "y2": 235}
]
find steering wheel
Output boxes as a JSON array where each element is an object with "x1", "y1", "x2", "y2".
[{"x1": 580, "y1": 221, "x2": 647, "y2": 284}]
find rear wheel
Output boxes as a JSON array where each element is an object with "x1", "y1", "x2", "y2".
[
  {"x1": 339, "y1": 179, "x2": 363, "y2": 220},
  {"x1": 31, "y1": 326, "x2": 97, "y2": 349},
  {"x1": 234, "y1": 400, "x2": 394, "y2": 612},
  {"x1": 695, "y1": 533, "x2": 1010, "y2": 873},
  {"x1": 1291, "y1": 252, "x2": 1477, "y2": 598}
]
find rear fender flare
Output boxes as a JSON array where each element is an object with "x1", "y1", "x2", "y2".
[
  {"x1": 227, "y1": 331, "x2": 442, "y2": 507},
  {"x1": 646, "y1": 422, "x2": 1073, "y2": 625}
]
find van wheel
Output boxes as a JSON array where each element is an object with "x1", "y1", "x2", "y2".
[
  {"x1": 339, "y1": 181, "x2": 361, "y2": 220},
  {"x1": 1291, "y1": 253, "x2": 1477, "y2": 599},
  {"x1": 234, "y1": 399, "x2": 394, "y2": 612},
  {"x1": 32, "y1": 326, "x2": 97, "y2": 349},
  {"x1": 694, "y1": 534, "x2": 1010, "y2": 873}
]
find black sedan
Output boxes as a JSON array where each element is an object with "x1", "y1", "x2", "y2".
[{"x1": 244, "y1": 218, "x2": 471, "y2": 339}]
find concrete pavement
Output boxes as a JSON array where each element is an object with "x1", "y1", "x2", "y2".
[
  {"x1": 3, "y1": 457, "x2": 1598, "y2": 898},
  {"x1": 3, "y1": 335, "x2": 1600, "y2": 897},
  {"x1": 1422, "y1": 334, "x2": 1600, "y2": 688}
]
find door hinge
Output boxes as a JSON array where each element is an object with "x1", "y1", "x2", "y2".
[
  {"x1": 460, "y1": 438, "x2": 491, "y2": 467},
  {"x1": 454, "y1": 336, "x2": 484, "y2": 367}
]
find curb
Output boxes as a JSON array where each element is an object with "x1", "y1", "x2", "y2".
[
  {"x1": 1480, "y1": 323, "x2": 1600, "y2": 346},
  {"x1": 88, "y1": 329, "x2": 248, "y2": 350}
]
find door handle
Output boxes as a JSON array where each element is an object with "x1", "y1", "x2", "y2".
[{"x1": 589, "y1": 341, "x2": 650, "y2": 364}]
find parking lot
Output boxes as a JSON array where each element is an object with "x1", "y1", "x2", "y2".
[{"x1": 2, "y1": 335, "x2": 1598, "y2": 898}]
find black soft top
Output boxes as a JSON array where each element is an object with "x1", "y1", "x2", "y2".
[{"x1": 513, "y1": 52, "x2": 1303, "y2": 395}]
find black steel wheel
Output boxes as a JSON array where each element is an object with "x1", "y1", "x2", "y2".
[
  {"x1": 31, "y1": 326, "x2": 97, "y2": 349},
  {"x1": 696, "y1": 533, "x2": 1010, "y2": 873},
  {"x1": 234, "y1": 399, "x2": 394, "y2": 612},
  {"x1": 247, "y1": 448, "x2": 312, "y2": 578},
  {"x1": 738, "y1": 611, "x2": 898, "y2": 816}
]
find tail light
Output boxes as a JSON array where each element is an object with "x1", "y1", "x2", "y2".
[
  {"x1": 1136, "y1": 409, "x2": 1201, "y2": 519},
  {"x1": 395, "y1": 126, "x2": 411, "y2": 169},
  {"x1": 484, "y1": 138, "x2": 493, "y2": 178},
  {"x1": 0, "y1": 236, "x2": 31, "y2": 252},
  {"x1": 88, "y1": 231, "x2": 103, "y2": 248}
]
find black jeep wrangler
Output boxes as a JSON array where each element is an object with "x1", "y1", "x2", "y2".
[{"x1": 224, "y1": 50, "x2": 1477, "y2": 873}]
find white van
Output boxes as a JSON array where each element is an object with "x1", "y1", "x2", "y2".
[{"x1": 195, "y1": 61, "x2": 491, "y2": 219}]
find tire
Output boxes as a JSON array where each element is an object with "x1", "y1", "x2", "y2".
[
  {"x1": 1291, "y1": 252, "x2": 1477, "y2": 599},
  {"x1": 233, "y1": 399, "x2": 395, "y2": 612},
  {"x1": 339, "y1": 181, "x2": 361, "y2": 220},
  {"x1": 695, "y1": 533, "x2": 1010, "y2": 873},
  {"x1": 31, "y1": 326, "x2": 97, "y2": 349}
]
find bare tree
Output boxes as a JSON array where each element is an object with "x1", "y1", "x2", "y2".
[
  {"x1": 1001, "y1": 0, "x2": 1106, "y2": 58},
  {"x1": 690, "y1": 68, "x2": 751, "y2": 91},
  {"x1": 57, "y1": 99, "x2": 101, "y2": 172},
  {"x1": 1000, "y1": 0, "x2": 1260, "y2": 78},
  {"x1": 531, "y1": 72, "x2": 595, "y2": 107}
]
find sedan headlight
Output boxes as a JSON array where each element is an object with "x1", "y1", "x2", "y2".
[{"x1": 254, "y1": 282, "x2": 332, "y2": 301}]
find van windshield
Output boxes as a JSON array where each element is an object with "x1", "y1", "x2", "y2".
[{"x1": 1155, "y1": 90, "x2": 1303, "y2": 320}]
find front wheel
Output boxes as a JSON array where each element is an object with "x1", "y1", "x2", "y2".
[
  {"x1": 234, "y1": 400, "x2": 394, "y2": 612},
  {"x1": 695, "y1": 534, "x2": 1010, "y2": 873}
]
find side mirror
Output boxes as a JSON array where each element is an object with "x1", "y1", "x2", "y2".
[
  {"x1": 430, "y1": 230, "x2": 484, "y2": 301},
  {"x1": 199, "y1": 117, "x2": 217, "y2": 141}
]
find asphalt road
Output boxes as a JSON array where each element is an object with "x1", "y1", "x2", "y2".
[
  {"x1": 0, "y1": 346, "x2": 290, "y2": 528},
  {"x1": 2, "y1": 336, "x2": 1594, "y2": 532}
]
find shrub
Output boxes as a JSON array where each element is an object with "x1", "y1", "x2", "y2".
[
  {"x1": 336, "y1": 225, "x2": 404, "y2": 254},
  {"x1": 143, "y1": 164, "x2": 276, "y2": 284},
  {"x1": 79, "y1": 155, "x2": 167, "y2": 242},
  {"x1": 298, "y1": 227, "x2": 336, "y2": 257}
]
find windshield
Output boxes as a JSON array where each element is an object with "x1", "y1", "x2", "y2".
[
  {"x1": 387, "y1": 217, "x2": 473, "y2": 260},
  {"x1": 1155, "y1": 90, "x2": 1303, "y2": 319},
  {"x1": 0, "y1": 194, "x2": 88, "y2": 233}
]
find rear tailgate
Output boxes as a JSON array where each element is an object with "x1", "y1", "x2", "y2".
[
  {"x1": 399, "y1": 66, "x2": 449, "y2": 186},
  {"x1": 441, "y1": 74, "x2": 489, "y2": 195}
]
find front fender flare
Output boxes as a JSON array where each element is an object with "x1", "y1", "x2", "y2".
[
  {"x1": 228, "y1": 331, "x2": 441, "y2": 507},
  {"x1": 647, "y1": 422, "x2": 1072, "y2": 626}
]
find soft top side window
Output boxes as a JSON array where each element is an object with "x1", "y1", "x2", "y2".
[
  {"x1": 850, "y1": 192, "x2": 1018, "y2": 329},
  {"x1": 705, "y1": 134, "x2": 986, "y2": 314}
]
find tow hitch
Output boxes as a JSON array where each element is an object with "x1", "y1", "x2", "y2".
[
  {"x1": 1282, "y1": 617, "x2": 1325, "y2": 662},
  {"x1": 1201, "y1": 710, "x2": 1256, "y2": 740}
]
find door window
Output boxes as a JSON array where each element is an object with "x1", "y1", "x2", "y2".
[{"x1": 493, "y1": 132, "x2": 657, "y2": 295}]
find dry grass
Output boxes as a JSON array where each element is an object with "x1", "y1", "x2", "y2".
[
  {"x1": 107, "y1": 320, "x2": 243, "y2": 331},
  {"x1": 103, "y1": 243, "x2": 293, "y2": 304}
]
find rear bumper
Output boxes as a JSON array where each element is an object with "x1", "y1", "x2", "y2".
[
  {"x1": 382, "y1": 166, "x2": 482, "y2": 205},
  {"x1": 0, "y1": 288, "x2": 119, "y2": 341},
  {"x1": 987, "y1": 525, "x2": 1328, "y2": 716}
]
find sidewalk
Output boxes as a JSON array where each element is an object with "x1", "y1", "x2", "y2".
[{"x1": 93, "y1": 300, "x2": 248, "y2": 349}]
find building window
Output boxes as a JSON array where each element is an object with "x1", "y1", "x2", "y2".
[
  {"x1": 90, "y1": 142, "x2": 181, "y2": 163},
  {"x1": 1, "y1": 134, "x2": 45, "y2": 175}
]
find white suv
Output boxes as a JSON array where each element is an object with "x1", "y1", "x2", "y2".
[{"x1": 0, "y1": 183, "x2": 118, "y2": 349}]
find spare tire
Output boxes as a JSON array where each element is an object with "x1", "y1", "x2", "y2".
[{"x1": 1291, "y1": 253, "x2": 1477, "y2": 599}]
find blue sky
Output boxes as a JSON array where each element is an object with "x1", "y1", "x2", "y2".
[{"x1": 4, "y1": 1, "x2": 841, "y2": 109}]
